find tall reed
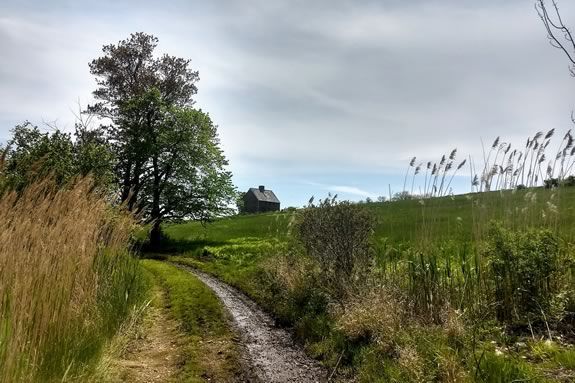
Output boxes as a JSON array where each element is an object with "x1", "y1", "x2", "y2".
[
  {"x1": 0, "y1": 178, "x2": 145, "y2": 382},
  {"x1": 380, "y1": 129, "x2": 575, "y2": 325},
  {"x1": 404, "y1": 129, "x2": 575, "y2": 200}
]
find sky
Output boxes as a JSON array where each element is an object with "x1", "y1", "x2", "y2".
[{"x1": 1, "y1": 0, "x2": 574, "y2": 207}]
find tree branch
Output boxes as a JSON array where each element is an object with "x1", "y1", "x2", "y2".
[{"x1": 536, "y1": 0, "x2": 575, "y2": 66}]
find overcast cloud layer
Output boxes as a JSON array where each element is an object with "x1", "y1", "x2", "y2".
[{"x1": 1, "y1": 0, "x2": 574, "y2": 206}]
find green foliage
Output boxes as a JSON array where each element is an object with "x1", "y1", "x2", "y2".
[
  {"x1": 483, "y1": 223, "x2": 560, "y2": 323},
  {"x1": 294, "y1": 197, "x2": 376, "y2": 301},
  {"x1": 563, "y1": 175, "x2": 575, "y2": 187},
  {"x1": 37, "y1": 251, "x2": 148, "y2": 381},
  {"x1": 165, "y1": 211, "x2": 293, "y2": 244},
  {"x1": 1, "y1": 122, "x2": 114, "y2": 192},
  {"x1": 170, "y1": 238, "x2": 287, "y2": 311},
  {"x1": 74, "y1": 124, "x2": 115, "y2": 188},
  {"x1": 88, "y1": 33, "x2": 235, "y2": 246},
  {"x1": 94, "y1": 251, "x2": 150, "y2": 336},
  {"x1": 475, "y1": 351, "x2": 542, "y2": 383},
  {"x1": 161, "y1": 187, "x2": 575, "y2": 381},
  {"x1": 118, "y1": 89, "x2": 234, "y2": 221},
  {"x1": 164, "y1": 187, "x2": 575, "y2": 246},
  {"x1": 3, "y1": 122, "x2": 76, "y2": 190},
  {"x1": 142, "y1": 260, "x2": 228, "y2": 336},
  {"x1": 392, "y1": 190, "x2": 414, "y2": 201},
  {"x1": 236, "y1": 191, "x2": 246, "y2": 214}
]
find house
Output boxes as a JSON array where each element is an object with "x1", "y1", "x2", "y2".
[{"x1": 243, "y1": 185, "x2": 280, "y2": 213}]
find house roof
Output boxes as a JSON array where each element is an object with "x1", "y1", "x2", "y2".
[{"x1": 248, "y1": 188, "x2": 280, "y2": 204}]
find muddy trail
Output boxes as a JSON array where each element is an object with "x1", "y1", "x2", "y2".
[{"x1": 177, "y1": 264, "x2": 328, "y2": 383}]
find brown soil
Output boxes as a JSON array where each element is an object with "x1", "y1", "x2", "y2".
[{"x1": 111, "y1": 292, "x2": 187, "y2": 383}]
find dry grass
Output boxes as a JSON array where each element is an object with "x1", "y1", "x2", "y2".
[
  {"x1": 336, "y1": 285, "x2": 405, "y2": 346},
  {"x1": 90, "y1": 297, "x2": 153, "y2": 382},
  {"x1": 0, "y1": 178, "x2": 141, "y2": 382}
]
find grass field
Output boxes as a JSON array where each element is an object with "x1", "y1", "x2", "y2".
[
  {"x1": 166, "y1": 186, "x2": 575, "y2": 245},
  {"x1": 163, "y1": 186, "x2": 575, "y2": 382}
]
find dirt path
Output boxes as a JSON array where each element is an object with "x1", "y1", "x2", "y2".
[
  {"x1": 109, "y1": 291, "x2": 187, "y2": 382},
  {"x1": 178, "y1": 265, "x2": 328, "y2": 383}
]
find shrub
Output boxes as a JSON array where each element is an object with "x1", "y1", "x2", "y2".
[
  {"x1": 563, "y1": 175, "x2": 575, "y2": 187},
  {"x1": 260, "y1": 253, "x2": 330, "y2": 339},
  {"x1": 544, "y1": 178, "x2": 560, "y2": 189},
  {"x1": 483, "y1": 222, "x2": 560, "y2": 324},
  {"x1": 294, "y1": 197, "x2": 376, "y2": 302},
  {"x1": 392, "y1": 190, "x2": 414, "y2": 201}
]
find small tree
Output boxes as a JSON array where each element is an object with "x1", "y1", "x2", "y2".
[
  {"x1": 1, "y1": 122, "x2": 114, "y2": 192},
  {"x1": 392, "y1": 190, "x2": 412, "y2": 201},
  {"x1": 294, "y1": 196, "x2": 375, "y2": 302},
  {"x1": 483, "y1": 222, "x2": 560, "y2": 324}
]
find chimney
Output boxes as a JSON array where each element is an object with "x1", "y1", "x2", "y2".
[{"x1": 259, "y1": 185, "x2": 265, "y2": 192}]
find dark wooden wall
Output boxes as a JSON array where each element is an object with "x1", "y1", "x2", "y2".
[{"x1": 243, "y1": 192, "x2": 280, "y2": 213}]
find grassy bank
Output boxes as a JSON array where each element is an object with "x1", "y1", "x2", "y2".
[
  {"x1": 165, "y1": 187, "x2": 575, "y2": 382},
  {"x1": 0, "y1": 179, "x2": 148, "y2": 383}
]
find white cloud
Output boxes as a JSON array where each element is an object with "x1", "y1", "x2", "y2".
[
  {"x1": 1, "y1": 0, "x2": 574, "y2": 205},
  {"x1": 301, "y1": 180, "x2": 377, "y2": 199},
  {"x1": 329, "y1": 185, "x2": 377, "y2": 199}
]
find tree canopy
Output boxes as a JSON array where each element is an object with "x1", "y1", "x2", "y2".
[
  {"x1": 1, "y1": 122, "x2": 114, "y2": 192},
  {"x1": 88, "y1": 33, "x2": 235, "y2": 245}
]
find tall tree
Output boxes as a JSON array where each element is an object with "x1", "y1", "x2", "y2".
[
  {"x1": 88, "y1": 33, "x2": 200, "y2": 209},
  {"x1": 88, "y1": 33, "x2": 234, "y2": 246}
]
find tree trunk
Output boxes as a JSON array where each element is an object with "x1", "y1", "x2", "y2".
[
  {"x1": 127, "y1": 160, "x2": 142, "y2": 212},
  {"x1": 149, "y1": 219, "x2": 162, "y2": 249},
  {"x1": 149, "y1": 150, "x2": 162, "y2": 249},
  {"x1": 120, "y1": 158, "x2": 132, "y2": 204}
]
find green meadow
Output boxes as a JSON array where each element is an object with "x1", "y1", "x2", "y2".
[
  {"x1": 165, "y1": 186, "x2": 575, "y2": 382},
  {"x1": 167, "y1": 187, "x2": 575, "y2": 245}
]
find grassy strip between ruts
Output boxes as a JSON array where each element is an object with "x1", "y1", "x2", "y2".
[{"x1": 140, "y1": 260, "x2": 244, "y2": 382}]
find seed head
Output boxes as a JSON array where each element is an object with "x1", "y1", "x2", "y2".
[{"x1": 492, "y1": 136, "x2": 500, "y2": 149}]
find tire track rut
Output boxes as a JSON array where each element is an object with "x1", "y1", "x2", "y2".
[{"x1": 177, "y1": 264, "x2": 327, "y2": 383}]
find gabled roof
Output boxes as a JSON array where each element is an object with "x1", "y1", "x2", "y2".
[{"x1": 248, "y1": 188, "x2": 280, "y2": 204}]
